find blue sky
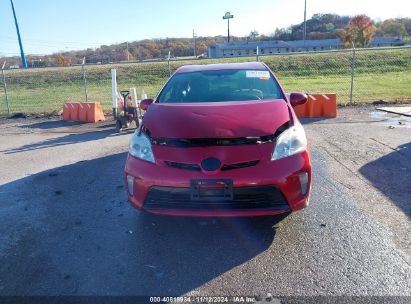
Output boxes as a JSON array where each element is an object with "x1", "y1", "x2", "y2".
[{"x1": 1, "y1": 0, "x2": 410, "y2": 56}]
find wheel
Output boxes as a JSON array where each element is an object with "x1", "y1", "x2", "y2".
[{"x1": 115, "y1": 120, "x2": 122, "y2": 133}]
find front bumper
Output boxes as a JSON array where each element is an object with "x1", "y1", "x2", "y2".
[{"x1": 124, "y1": 151, "x2": 311, "y2": 217}]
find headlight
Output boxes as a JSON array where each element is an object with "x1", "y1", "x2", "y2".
[
  {"x1": 129, "y1": 131, "x2": 155, "y2": 163},
  {"x1": 271, "y1": 123, "x2": 307, "y2": 161}
]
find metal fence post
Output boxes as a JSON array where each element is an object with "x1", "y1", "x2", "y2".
[
  {"x1": 349, "y1": 42, "x2": 356, "y2": 105},
  {"x1": 167, "y1": 50, "x2": 171, "y2": 76},
  {"x1": 256, "y1": 46, "x2": 259, "y2": 62},
  {"x1": 1, "y1": 61, "x2": 10, "y2": 116},
  {"x1": 82, "y1": 57, "x2": 88, "y2": 102}
]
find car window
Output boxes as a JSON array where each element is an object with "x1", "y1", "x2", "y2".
[{"x1": 157, "y1": 69, "x2": 284, "y2": 103}]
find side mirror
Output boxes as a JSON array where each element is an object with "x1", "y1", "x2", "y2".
[
  {"x1": 289, "y1": 93, "x2": 308, "y2": 107},
  {"x1": 140, "y1": 99, "x2": 154, "y2": 111}
]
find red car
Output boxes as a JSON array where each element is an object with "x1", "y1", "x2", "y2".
[{"x1": 125, "y1": 62, "x2": 311, "y2": 217}]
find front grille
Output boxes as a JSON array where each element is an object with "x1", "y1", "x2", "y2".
[
  {"x1": 152, "y1": 136, "x2": 274, "y2": 147},
  {"x1": 165, "y1": 160, "x2": 260, "y2": 171},
  {"x1": 144, "y1": 186, "x2": 289, "y2": 211},
  {"x1": 164, "y1": 161, "x2": 201, "y2": 171},
  {"x1": 221, "y1": 160, "x2": 259, "y2": 171}
]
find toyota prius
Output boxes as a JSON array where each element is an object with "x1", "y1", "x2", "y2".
[{"x1": 125, "y1": 62, "x2": 311, "y2": 217}]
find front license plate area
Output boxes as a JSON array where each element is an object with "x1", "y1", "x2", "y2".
[{"x1": 190, "y1": 179, "x2": 233, "y2": 201}]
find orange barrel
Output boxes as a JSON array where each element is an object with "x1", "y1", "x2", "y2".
[
  {"x1": 63, "y1": 103, "x2": 71, "y2": 121},
  {"x1": 69, "y1": 102, "x2": 80, "y2": 121},
  {"x1": 306, "y1": 94, "x2": 323, "y2": 118},
  {"x1": 78, "y1": 103, "x2": 88, "y2": 122},
  {"x1": 322, "y1": 93, "x2": 337, "y2": 117},
  {"x1": 293, "y1": 103, "x2": 307, "y2": 118},
  {"x1": 63, "y1": 102, "x2": 80, "y2": 121},
  {"x1": 86, "y1": 102, "x2": 105, "y2": 122}
]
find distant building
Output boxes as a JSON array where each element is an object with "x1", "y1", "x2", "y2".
[
  {"x1": 30, "y1": 59, "x2": 47, "y2": 68},
  {"x1": 286, "y1": 39, "x2": 342, "y2": 52},
  {"x1": 369, "y1": 37, "x2": 405, "y2": 47},
  {"x1": 208, "y1": 37, "x2": 405, "y2": 58},
  {"x1": 208, "y1": 40, "x2": 292, "y2": 58}
]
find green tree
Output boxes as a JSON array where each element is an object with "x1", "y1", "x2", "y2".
[
  {"x1": 378, "y1": 19, "x2": 408, "y2": 37},
  {"x1": 400, "y1": 18, "x2": 411, "y2": 35},
  {"x1": 248, "y1": 30, "x2": 260, "y2": 40}
]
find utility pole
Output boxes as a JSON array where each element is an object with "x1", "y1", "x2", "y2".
[
  {"x1": 126, "y1": 42, "x2": 130, "y2": 61},
  {"x1": 223, "y1": 12, "x2": 234, "y2": 43},
  {"x1": 350, "y1": 41, "x2": 356, "y2": 105},
  {"x1": 167, "y1": 50, "x2": 171, "y2": 76},
  {"x1": 10, "y1": 0, "x2": 27, "y2": 68},
  {"x1": 193, "y1": 30, "x2": 197, "y2": 58},
  {"x1": 303, "y1": 0, "x2": 307, "y2": 46},
  {"x1": 82, "y1": 57, "x2": 88, "y2": 103}
]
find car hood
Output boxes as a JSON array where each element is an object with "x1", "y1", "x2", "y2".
[{"x1": 142, "y1": 99, "x2": 290, "y2": 138}]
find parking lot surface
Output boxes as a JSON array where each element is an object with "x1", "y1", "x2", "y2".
[{"x1": 0, "y1": 106, "x2": 410, "y2": 296}]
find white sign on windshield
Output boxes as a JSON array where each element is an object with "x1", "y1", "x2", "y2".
[{"x1": 246, "y1": 70, "x2": 270, "y2": 79}]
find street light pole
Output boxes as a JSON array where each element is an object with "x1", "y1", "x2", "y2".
[
  {"x1": 223, "y1": 12, "x2": 234, "y2": 43},
  {"x1": 228, "y1": 18, "x2": 230, "y2": 43},
  {"x1": 10, "y1": 0, "x2": 27, "y2": 68}
]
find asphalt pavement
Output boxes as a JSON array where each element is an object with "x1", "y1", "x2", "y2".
[{"x1": 0, "y1": 106, "x2": 410, "y2": 299}]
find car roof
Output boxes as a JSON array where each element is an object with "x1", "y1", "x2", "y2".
[{"x1": 175, "y1": 62, "x2": 267, "y2": 74}]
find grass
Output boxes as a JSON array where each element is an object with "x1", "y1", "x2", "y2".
[
  {"x1": 1, "y1": 47, "x2": 411, "y2": 114},
  {"x1": 279, "y1": 71, "x2": 411, "y2": 102}
]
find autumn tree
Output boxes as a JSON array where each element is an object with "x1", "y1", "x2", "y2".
[
  {"x1": 338, "y1": 15, "x2": 376, "y2": 48},
  {"x1": 336, "y1": 29, "x2": 352, "y2": 48},
  {"x1": 25, "y1": 54, "x2": 32, "y2": 66},
  {"x1": 54, "y1": 54, "x2": 70, "y2": 66},
  {"x1": 123, "y1": 49, "x2": 134, "y2": 61}
]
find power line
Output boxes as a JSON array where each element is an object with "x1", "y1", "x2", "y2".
[{"x1": 0, "y1": 35, "x2": 105, "y2": 47}]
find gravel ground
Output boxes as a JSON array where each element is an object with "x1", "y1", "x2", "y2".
[{"x1": 0, "y1": 106, "x2": 410, "y2": 299}]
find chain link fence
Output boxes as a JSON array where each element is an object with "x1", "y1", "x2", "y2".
[{"x1": 1, "y1": 46, "x2": 410, "y2": 115}]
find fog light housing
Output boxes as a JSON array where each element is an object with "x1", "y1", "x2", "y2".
[
  {"x1": 299, "y1": 172, "x2": 309, "y2": 196},
  {"x1": 127, "y1": 175, "x2": 134, "y2": 196}
]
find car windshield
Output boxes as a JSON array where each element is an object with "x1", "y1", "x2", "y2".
[{"x1": 157, "y1": 69, "x2": 284, "y2": 103}]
